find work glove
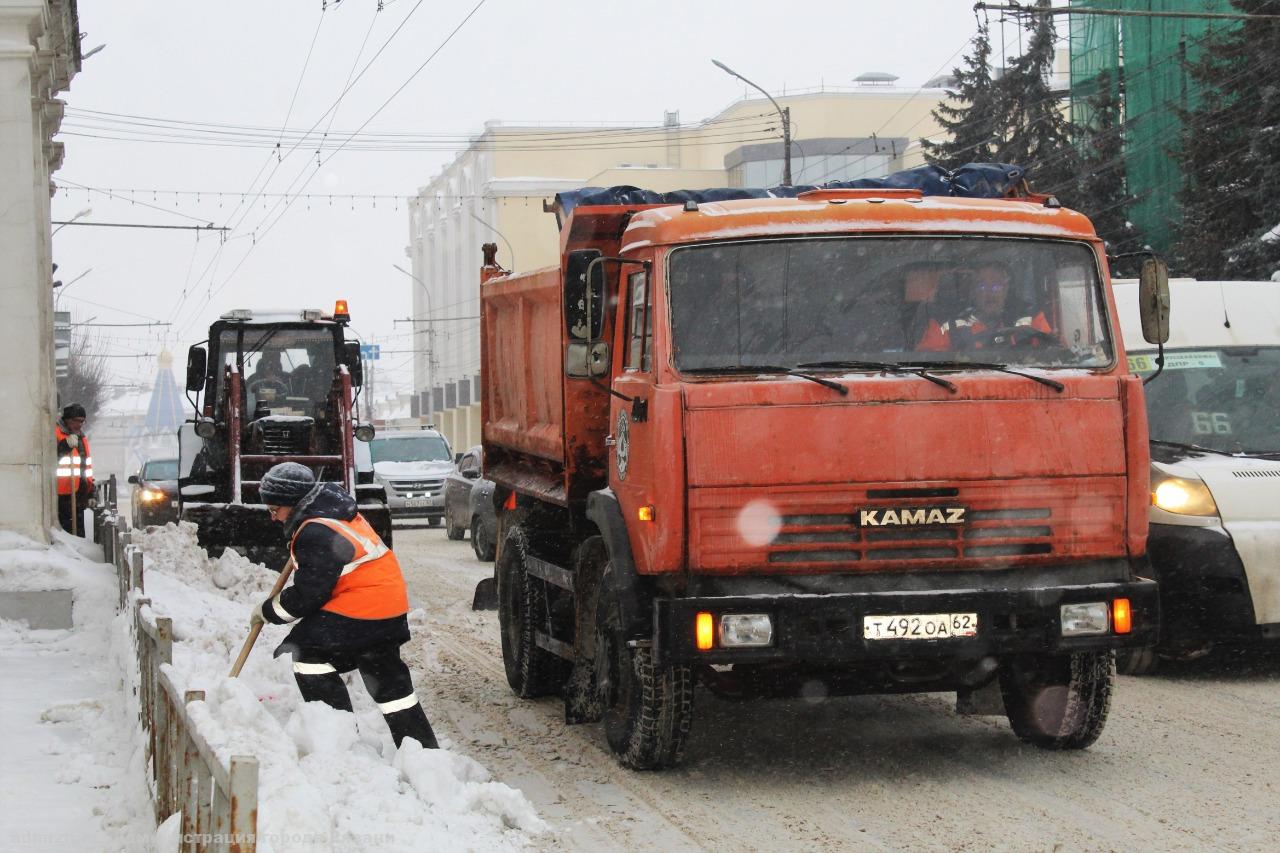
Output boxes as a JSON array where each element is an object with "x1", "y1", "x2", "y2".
[
  {"x1": 64, "y1": 434, "x2": 80, "y2": 449},
  {"x1": 87, "y1": 498, "x2": 98, "y2": 509},
  {"x1": 249, "y1": 600, "x2": 265, "y2": 628}
]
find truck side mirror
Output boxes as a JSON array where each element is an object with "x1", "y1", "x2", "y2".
[
  {"x1": 344, "y1": 341, "x2": 364, "y2": 387},
  {"x1": 564, "y1": 249, "x2": 604, "y2": 341},
  {"x1": 127, "y1": 474, "x2": 139, "y2": 485},
  {"x1": 185, "y1": 346, "x2": 207, "y2": 393},
  {"x1": 1138, "y1": 258, "x2": 1170, "y2": 345}
]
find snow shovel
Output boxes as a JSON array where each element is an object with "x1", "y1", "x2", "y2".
[
  {"x1": 230, "y1": 556, "x2": 296, "y2": 677},
  {"x1": 472, "y1": 574, "x2": 498, "y2": 611}
]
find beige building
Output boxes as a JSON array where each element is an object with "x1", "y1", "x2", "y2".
[
  {"x1": 405, "y1": 82, "x2": 947, "y2": 451},
  {"x1": 0, "y1": 1, "x2": 80, "y2": 541}
]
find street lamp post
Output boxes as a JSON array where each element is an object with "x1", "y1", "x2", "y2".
[
  {"x1": 711, "y1": 59, "x2": 792, "y2": 186},
  {"x1": 52, "y1": 207, "x2": 92, "y2": 237},
  {"x1": 392, "y1": 263, "x2": 437, "y2": 416}
]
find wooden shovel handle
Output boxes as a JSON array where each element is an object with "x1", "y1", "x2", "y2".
[{"x1": 229, "y1": 557, "x2": 296, "y2": 678}]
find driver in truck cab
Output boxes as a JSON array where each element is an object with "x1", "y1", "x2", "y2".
[{"x1": 916, "y1": 262, "x2": 1054, "y2": 352}]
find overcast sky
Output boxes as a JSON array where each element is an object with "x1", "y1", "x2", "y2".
[{"x1": 56, "y1": 0, "x2": 999, "y2": 401}]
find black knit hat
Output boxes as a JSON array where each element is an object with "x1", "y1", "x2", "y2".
[
  {"x1": 259, "y1": 462, "x2": 316, "y2": 507},
  {"x1": 62, "y1": 403, "x2": 87, "y2": 420}
]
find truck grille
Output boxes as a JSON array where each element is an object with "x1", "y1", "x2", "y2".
[
  {"x1": 689, "y1": 478, "x2": 1125, "y2": 573},
  {"x1": 388, "y1": 479, "x2": 444, "y2": 496},
  {"x1": 260, "y1": 426, "x2": 304, "y2": 454}
]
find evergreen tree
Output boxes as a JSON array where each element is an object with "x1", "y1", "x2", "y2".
[
  {"x1": 1074, "y1": 69, "x2": 1142, "y2": 266},
  {"x1": 923, "y1": 22, "x2": 1002, "y2": 167},
  {"x1": 994, "y1": 1, "x2": 1080, "y2": 200},
  {"x1": 1176, "y1": 0, "x2": 1280, "y2": 279}
]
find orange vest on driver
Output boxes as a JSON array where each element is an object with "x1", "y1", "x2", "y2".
[
  {"x1": 291, "y1": 514, "x2": 409, "y2": 620},
  {"x1": 54, "y1": 425, "x2": 93, "y2": 496}
]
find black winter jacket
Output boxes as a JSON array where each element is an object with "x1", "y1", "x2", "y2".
[{"x1": 261, "y1": 482, "x2": 409, "y2": 655}]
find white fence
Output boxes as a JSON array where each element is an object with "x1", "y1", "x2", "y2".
[{"x1": 106, "y1": 518, "x2": 261, "y2": 853}]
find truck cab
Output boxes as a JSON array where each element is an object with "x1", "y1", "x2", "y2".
[
  {"x1": 1113, "y1": 278, "x2": 1280, "y2": 669},
  {"x1": 481, "y1": 176, "x2": 1164, "y2": 768}
]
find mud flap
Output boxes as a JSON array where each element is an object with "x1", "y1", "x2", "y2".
[
  {"x1": 956, "y1": 679, "x2": 1005, "y2": 715},
  {"x1": 472, "y1": 574, "x2": 498, "y2": 610}
]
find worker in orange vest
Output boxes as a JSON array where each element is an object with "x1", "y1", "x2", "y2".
[
  {"x1": 55, "y1": 403, "x2": 94, "y2": 535},
  {"x1": 250, "y1": 462, "x2": 439, "y2": 750}
]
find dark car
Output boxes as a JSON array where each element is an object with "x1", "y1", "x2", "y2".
[
  {"x1": 443, "y1": 446, "x2": 496, "y2": 561},
  {"x1": 129, "y1": 457, "x2": 180, "y2": 528}
]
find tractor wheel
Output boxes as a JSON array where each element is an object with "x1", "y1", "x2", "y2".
[
  {"x1": 445, "y1": 515, "x2": 466, "y2": 540},
  {"x1": 1001, "y1": 651, "x2": 1113, "y2": 750},
  {"x1": 598, "y1": 571, "x2": 694, "y2": 770},
  {"x1": 497, "y1": 526, "x2": 568, "y2": 698}
]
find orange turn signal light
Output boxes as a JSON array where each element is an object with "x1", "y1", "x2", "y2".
[
  {"x1": 1112, "y1": 598, "x2": 1132, "y2": 634},
  {"x1": 638, "y1": 505, "x2": 655, "y2": 522},
  {"x1": 503, "y1": 492, "x2": 517, "y2": 511},
  {"x1": 695, "y1": 612, "x2": 715, "y2": 651}
]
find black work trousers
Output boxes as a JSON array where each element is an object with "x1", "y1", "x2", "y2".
[
  {"x1": 292, "y1": 641, "x2": 438, "y2": 749},
  {"x1": 57, "y1": 494, "x2": 88, "y2": 536}
]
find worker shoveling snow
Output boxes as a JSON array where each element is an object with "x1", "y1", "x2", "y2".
[{"x1": 134, "y1": 521, "x2": 546, "y2": 852}]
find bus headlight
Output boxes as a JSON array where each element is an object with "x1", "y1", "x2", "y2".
[{"x1": 1151, "y1": 467, "x2": 1218, "y2": 517}]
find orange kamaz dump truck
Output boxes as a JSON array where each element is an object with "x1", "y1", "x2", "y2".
[{"x1": 479, "y1": 168, "x2": 1165, "y2": 769}]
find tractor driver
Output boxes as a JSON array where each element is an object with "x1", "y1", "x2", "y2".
[
  {"x1": 916, "y1": 262, "x2": 1055, "y2": 352},
  {"x1": 248, "y1": 349, "x2": 291, "y2": 403}
]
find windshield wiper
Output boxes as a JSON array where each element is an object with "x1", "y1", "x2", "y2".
[
  {"x1": 899, "y1": 360, "x2": 1065, "y2": 393},
  {"x1": 686, "y1": 365, "x2": 848, "y2": 395},
  {"x1": 1150, "y1": 439, "x2": 1243, "y2": 458},
  {"x1": 796, "y1": 360, "x2": 957, "y2": 393}
]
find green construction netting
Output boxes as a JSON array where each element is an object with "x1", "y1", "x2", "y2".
[{"x1": 1069, "y1": 0, "x2": 1238, "y2": 252}]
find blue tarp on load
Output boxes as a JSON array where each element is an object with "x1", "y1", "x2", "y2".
[{"x1": 553, "y1": 163, "x2": 1028, "y2": 220}]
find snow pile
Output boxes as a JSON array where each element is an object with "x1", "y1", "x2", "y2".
[
  {"x1": 0, "y1": 530, "x2": 154, "y2": 851},
  {"x1": 134, "y1": 522, "x2": 544, "y2": 852}
]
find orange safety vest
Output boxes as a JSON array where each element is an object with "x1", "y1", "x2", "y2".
[
  {"x1": 291, "y1": 514, "x2": 409, "y2": 620},
  {"x1": 54, "y1": 425, "x2": 94, "y2": 496}
]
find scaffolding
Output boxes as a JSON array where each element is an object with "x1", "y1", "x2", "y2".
[{"x1": 1068, "y1": 0, "x2": 1237, "y2": 252}]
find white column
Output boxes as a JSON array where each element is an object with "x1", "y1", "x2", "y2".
[{"x1": 0, "y1": 2, "x2": 56, "y2": 541}]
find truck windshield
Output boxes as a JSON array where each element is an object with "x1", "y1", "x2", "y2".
[
  {"x1": 1130, "y1": 347, "x2": 1280, "y2": 455},
  {"x1": 216, "y1": 327, "x2": 337, "y2": 417},
  {"x1": 667, "y1": 237, "x2": 1112, "y2": 371},
  {"x1": 370, "y1": 435, "x2": 452, "y2": 464}
]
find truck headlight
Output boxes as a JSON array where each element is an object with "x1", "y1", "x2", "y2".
[
  {"x1": 1151, "y1": 467, "x2": 1218, "y2": 516},
  {"x1": 194, "y1": 417, "x2": 217, "y2": 439},
  {"x1": 719, "y1": 613, "x2": 774, "y2": 648},
  {"x1": 1060, "y1": 602, "x2": 1109, "y2": 636},
  {"x1": 354, "y1": 423, "x2": 375, "y2": 442}
]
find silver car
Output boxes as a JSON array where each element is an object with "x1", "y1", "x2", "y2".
[{"x1": 369, "y1": 428, "x2": 456, "y2": 525}]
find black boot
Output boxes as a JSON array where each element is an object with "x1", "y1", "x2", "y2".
[{"x1": 385, "y1": 703, "x2": 439, "y2": 749}]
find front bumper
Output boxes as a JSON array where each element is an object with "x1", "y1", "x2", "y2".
[
  {"x1": 385, "y1": 493, "x2": 445, "y2": 517},
  {"x1": 653, "y1": 578, "x2": 1158, "y2": 666}
]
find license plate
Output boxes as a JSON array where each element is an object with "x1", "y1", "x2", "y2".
[
  {"x1": 863, "y1": 612, "x2": 978, "y2": 640},
  {"x1": 404, "y1": 498, "x2": 432, "y2": 508}
]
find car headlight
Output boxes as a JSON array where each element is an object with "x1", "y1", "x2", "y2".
[
  {"x1": 1150, "y1": 466, "x2": 1218, "y2": 517},
  {"x1": 140, "y1": 488, "x2": 166, "y2": 503}
]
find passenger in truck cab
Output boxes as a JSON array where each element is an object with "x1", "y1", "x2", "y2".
[{"x1": 915, "y1": 262, "x2": 1055, "y2": 352}]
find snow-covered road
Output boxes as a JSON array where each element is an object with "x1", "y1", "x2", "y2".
[{"x1": 396, "y1": 523, "x2": 1280, "y2": 852}]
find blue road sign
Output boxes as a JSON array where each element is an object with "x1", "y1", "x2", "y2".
[{"x1": 360, "y1": 344, "x2": 381, "y2": 360}]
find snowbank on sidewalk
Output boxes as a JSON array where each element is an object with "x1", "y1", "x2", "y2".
[
  {"x1": 0, "y1": 530, "x2": 154, "y2": 852},
  {"x1": 134, "y1": 523, "x2": 544, "y2": 852}
]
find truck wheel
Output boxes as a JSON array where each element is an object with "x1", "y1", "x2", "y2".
[
  {"x1": 1001, "y1": 651, "x2": 1113, "y2": 750},
  {"x1": 496, "y1": 526, "x2": 568, "y2": 698},
  {"x1": 1116, "y1": 646, "x2": 1159, "y2": 676},
  {"x1": 471, "y1": 518, "x2": 496, "y2": 562},
  {"x1": 597, "y1": 576, "x2": 694, "y2": 770},
  {"x1": 445, "y1": 516, "x2": 465, "y2": 540}
]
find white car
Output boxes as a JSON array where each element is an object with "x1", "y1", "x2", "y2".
[
  {"x1": 1113, "y1": 278, "x2": 1280, "y2": 670},
  {"x1": 368, "y1": 427, "x2": 456, "y2": 525}
]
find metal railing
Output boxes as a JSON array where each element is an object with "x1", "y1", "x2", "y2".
[{"x1": 108, "y1": 517, "x2": 261, "y2": 852}]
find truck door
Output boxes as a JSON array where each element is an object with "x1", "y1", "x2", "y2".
[{"x1": 610, "y1": 267, "x2": 659, "y2": 570}]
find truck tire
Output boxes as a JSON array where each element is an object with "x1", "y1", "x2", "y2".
[
  {"x1": 598, "y1": 573, "x2": 694, "y2": 770},
  {"x1": 1116, "y1": 646, "x2": 1159, "y2": 676},
  {"x1": 496, "y1": 526, "x2": 568, "y2": 698},
  {"x1": 1001, "y1": 651, "x2": 1113, "y2": 750},
  {"x1": 471, "y1": 518, "x2": 496, "y2": 562}
]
